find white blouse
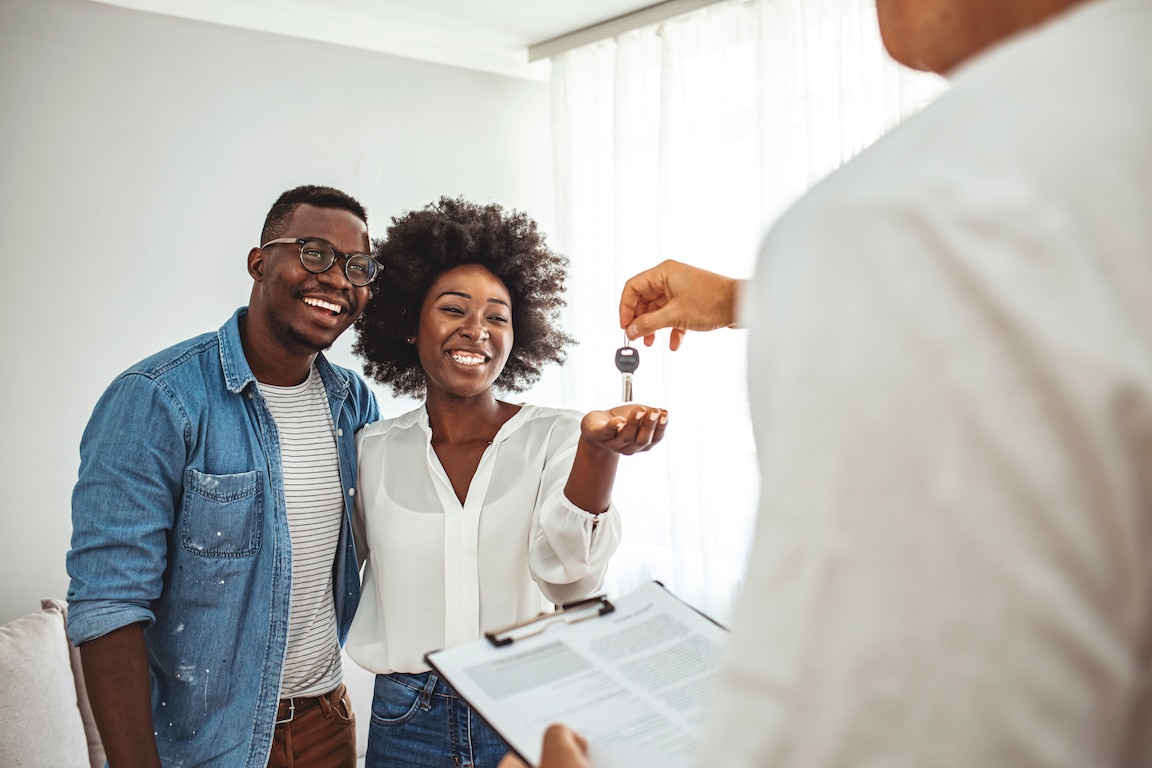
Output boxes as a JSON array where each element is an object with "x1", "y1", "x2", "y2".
[{"x1": 346, "y1": 404, "x2": 622, "y2": 673}]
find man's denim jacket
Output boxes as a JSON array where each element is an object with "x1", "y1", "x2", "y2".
[{"x1": 66, "y1": 308, "x2": 379, "y2": 767}]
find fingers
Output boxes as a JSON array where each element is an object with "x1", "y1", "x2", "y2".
[
  {"x1": 649, "y1": 410, "x2": 669, "y2": 445},
  {"x1": 629, "y1": 408, "x2": 666, "y2": 452},
  {"x1": 539, "y1": 724, "x2": 591, "y2": 768},
  {"x1": 620, "y1": 265, "x2": 683, "y2": 350},
  {"x1": 625, "y1": 307, "x2": 681, "y2": 347},
  {"x1": 618, "y1": 265, "x2": 669, "y2": 330},
  {"x1": 497, "y1": 753, "x2": 529, "y2": 768}
]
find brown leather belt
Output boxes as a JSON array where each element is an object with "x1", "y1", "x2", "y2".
[{"x1": 275, "y1": 683, "x2": 347, "y2": 725}]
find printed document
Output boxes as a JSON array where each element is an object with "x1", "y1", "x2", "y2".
[{"x1": 425, "y1": 581, "x2": 728, "y2": 768}]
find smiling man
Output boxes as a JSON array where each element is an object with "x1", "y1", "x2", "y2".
[{"x1": 66, "y1": 185, "x2": 381, "y2": 768}]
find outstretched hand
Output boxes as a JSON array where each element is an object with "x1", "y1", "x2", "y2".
[
  {"x1": 581, "y1": 404, "x2": 668, "y2": 455},
  {"x1": 618, "y1": 259, "x2": 742, "y2": 350},
  {"x1": 496, "y1": 724, "x2": 592, "y2": 768}
]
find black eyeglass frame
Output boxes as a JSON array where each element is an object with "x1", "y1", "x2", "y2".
[{"x1": 260, "y1": 236, "x2": 383, "y2": 287}]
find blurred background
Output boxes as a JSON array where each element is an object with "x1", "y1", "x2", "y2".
[{"x1": 0, "y1": 0, "x2": 943, "y2": 625}]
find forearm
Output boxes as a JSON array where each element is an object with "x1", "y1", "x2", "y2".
[
  {"x1": 531, "y1": 487, "x2": 622, "y2": 604},
  {"x1": 562, "y1": 438, "x2": 621, "y2": 514},
  {"x1": 79, "y1": 623, "x2": 162, "y2": 768}
]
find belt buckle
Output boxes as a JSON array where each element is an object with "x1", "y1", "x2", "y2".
[{"x1": 276, "y1": 698, "x2": 295, "y2": 725}]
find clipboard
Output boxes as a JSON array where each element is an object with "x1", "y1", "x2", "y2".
[
  {"x1": 484, "y1": 593, "x2": 617, "y2": 647},
  {"x1": 424, "y1": 581, "x2": 729, "y2": 768}
]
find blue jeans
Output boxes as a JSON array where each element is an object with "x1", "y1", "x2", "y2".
[{"x1": 366, "y1": 671, "x2": 511, "y2": 768}]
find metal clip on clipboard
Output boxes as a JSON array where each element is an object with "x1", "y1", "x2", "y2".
[{"x1": 484, "y1": 595, "x2": 615, "y2": 648}]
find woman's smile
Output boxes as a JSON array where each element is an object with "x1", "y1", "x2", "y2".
[
  {"x1": 417, "y1": 264, "x2": 514, "y2": 399},
  {"x1": 447, "y1": 350, "x2": 489, "y2": 366}
]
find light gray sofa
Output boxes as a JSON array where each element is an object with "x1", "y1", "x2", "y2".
[{"x1": 0, "y1": 599, "x2": 104, "y2": 768}]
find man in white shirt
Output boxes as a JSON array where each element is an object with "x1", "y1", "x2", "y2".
[{"x1": 519, "y1": 0, "x2": 1152, "y2": 765}]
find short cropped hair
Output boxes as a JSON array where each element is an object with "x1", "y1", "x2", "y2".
[
  {"x1": 353, "y1": 196, "x2": 575, "y2": 398},
  {"x1": 260, "y1": 185, "x2": 368, "y2": 245}
]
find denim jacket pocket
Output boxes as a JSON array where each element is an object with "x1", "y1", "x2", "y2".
[{"x1": 181, "y1": 468, "x2": 263, "y2": 558}]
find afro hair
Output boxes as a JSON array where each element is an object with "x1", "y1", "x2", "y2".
[{"x1": 353, "y1": 196, "x2": 575, "y2": 398}]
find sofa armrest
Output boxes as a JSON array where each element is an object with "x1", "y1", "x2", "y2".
[{"x1": 0, "y1": 599, "x2": 104, "y2": 768}]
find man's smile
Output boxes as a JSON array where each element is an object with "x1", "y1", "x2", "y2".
[{"x1": 303, "y1": 296, "x2": 344, "y2": 316}]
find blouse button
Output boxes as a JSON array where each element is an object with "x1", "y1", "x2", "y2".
[{"x1": 348, "y1": 488, "x2": 356, "y2": 497}]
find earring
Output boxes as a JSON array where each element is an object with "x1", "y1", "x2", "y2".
[{"x1": 406, "y1": 337, "x2": 415, "y2": 344}]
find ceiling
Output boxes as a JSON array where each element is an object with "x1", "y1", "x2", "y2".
[{"x1": 88, "y1": 0, "x2": 668, "y2": 81}]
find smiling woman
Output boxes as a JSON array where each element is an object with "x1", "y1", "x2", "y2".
[
  {"x1": 416, "y1": 264, "x2": 515, "y2": 406},
  {"x1": 354, "y1": 196, "x2": 572, "y2": 398},
  {"x1": 346, "y1": 197, "x2": 669, "y2": 768}
]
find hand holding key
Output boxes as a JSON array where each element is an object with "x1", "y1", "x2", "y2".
[{"x1": 618, "y1": 259, "x2": 742, "y2": 350}]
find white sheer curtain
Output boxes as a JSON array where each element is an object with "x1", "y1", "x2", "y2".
[{"x1": 548, "y1": 0, "x2": 945, "y2": 621}]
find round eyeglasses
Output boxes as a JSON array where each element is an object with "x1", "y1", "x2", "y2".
[{"x1": 260, "y1": 237, "x2": 383, "y2": 287}]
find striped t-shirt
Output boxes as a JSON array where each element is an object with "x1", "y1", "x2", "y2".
[{"x1": 259, "y1": 366, "x2": 344, "y2": 699}]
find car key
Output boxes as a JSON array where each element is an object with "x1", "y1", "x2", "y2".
[{"x1": 615, "y1": 342, "x2": 640, "y2": 402}]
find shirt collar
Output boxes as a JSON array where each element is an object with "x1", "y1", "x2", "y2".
[{"x1": 216, "y1": 307, "x2": 348, "y2": 397}]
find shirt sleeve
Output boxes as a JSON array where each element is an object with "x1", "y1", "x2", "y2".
[
  {"x1": 352, "y1": 427, "x2": 370, "y2": 572},
  {"x1": 528, "y1": 413, "x2": 622, "y2": 606},
  {"x1": 349, "y1": 370, "x2": 380, "y2": 430},
  {"x1": 66, "y1": 372, "x2": 187, "y2": 646}
]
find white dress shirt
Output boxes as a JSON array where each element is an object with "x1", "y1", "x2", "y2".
[
  {"x1": 704, "y1": 1, "x2": 1152, "y2": 765},
  {"x1": 346, "y1": 403, "x2": 622, "y2": 674}
]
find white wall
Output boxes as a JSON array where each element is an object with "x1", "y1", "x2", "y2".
[{"x1": 0, "y1": 0, "x2": 554, "y2": 624}]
